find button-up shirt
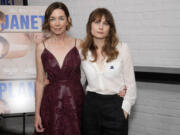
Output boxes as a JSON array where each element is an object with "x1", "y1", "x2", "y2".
[{"x1": 80, "y1": 42, "x2": 136, "y2": 114}]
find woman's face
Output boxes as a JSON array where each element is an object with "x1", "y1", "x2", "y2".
[
  {"x1": 91, "y1": 16, "x2": 110, "y2": 40},
  {"x1": 49, "y1": 8, "x2": 68, "y2": 35}
]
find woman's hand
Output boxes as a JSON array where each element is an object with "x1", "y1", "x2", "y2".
[
  {"x1": 123, "y1": 110, "x2": 128, "y2": 119},
  {"x1": 117, "y1": 86, "x2": 127, "y2": 97},
  {"x1": 117, "y1": 87, "x2": 128, "y2": 119},
  {"x1": 44, "y1": 76, "x2": 50, "y2": 86},
  {"x1": 34, "y1": 114, "x2": 45, "y2": 132}
]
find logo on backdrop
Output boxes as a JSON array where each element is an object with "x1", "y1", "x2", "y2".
[{"x1": 0, "y1": 5, "x2": 46, "y2": 114}]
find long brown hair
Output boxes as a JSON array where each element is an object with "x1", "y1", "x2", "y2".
[
  {"x1": 82, "y1": 8, "x2": 119, "y2": 62},
  {"x1": 42, "y1": 2, "x2": 72, "y2": 32}
]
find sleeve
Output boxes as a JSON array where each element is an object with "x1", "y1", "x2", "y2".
[{"x1": 121, "y1": 43, "x2": 137, "y2": 114}]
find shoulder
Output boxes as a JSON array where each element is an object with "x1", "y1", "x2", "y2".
[
  {"x1": 72, "y1": 38, "x2": 84, "y2": 59},
  {"x1": 116, "y1": 42, "x2": 129, "y2": 52},
  {"x1": 67, "y1": 37, "x2": 83, "y2": 49},
  {"x1": 36, "y1": 42, "x2": 45, "y2": 55},
  {"x1": 75, "y1": 38, "x2": 84, "y2": 50},
  {"x1": 117, "y1": 42, "x2": 133, "y2": 61}
]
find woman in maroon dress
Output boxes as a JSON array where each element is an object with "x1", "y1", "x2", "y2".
[{"x1": 34, "y1": 2, "x2": 84, "y2": 135}]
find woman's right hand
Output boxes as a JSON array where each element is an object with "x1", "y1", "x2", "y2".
[{"x1": 34, "y1": 114, "x2": 45, "y2": 132}]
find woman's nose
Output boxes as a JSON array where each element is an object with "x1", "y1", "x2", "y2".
[
  {"x1": 55, "y1": 19, "x2": 60, "y2": 25},
  {"x1": 99, "y1": 23, "x2": 103, "y2": 29}
]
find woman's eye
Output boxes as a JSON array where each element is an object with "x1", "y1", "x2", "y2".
[
  {"x1": 103, "y1": 22, "x2": 109, "y2": 25},
  {"x1": 59, "y1": 17, "x2": 65, "y2": 21},
  {"x1": 49, "y1": 18, "x2": 55, "y2": 21},
  {"x1": 94, "y1": 20, "x2": 100, "y2": 24}
]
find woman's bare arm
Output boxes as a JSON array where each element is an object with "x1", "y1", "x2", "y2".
[{"x1": 34, "y1": 42, "x2": 45, "y2": 132}]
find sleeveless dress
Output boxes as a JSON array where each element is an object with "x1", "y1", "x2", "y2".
[{"x1": 34, "y1": 42, "x2": 84, "y2": 135}]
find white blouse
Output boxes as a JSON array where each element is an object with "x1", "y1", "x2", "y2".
[{"x1": 80, "y1": 42, "x2": 136, "y2": 114}]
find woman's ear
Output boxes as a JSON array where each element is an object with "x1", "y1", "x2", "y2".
[
  {"x1": 68, "y1": 17, "x2": 72, "y2": 24},
  {"x1": 66, "y1": 17, "x2": 72, "y2": 30}
]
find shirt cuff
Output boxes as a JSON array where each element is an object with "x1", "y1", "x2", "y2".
[{"x1": 122, "y1": 100, "x2": 131, "y2": 115}]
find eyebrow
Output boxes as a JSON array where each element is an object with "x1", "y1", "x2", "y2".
[
  {"x1": 50, "y1": 15, "x2": 65, "y2": 18},
  {"x1": 94, "y1": 17, "x2": 101, "y2": 20}
]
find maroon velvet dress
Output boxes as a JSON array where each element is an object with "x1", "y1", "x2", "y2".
[{"x1": 34, "y1": 45, "x2": 84, "y2": 135}]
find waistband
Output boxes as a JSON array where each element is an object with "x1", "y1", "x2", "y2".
[
  {"x1": 86, "y1": 91, "x2": 121, "y2": 100},
  {"x1": 49, "y1": 79, "x2": 80, "y2": 84}
]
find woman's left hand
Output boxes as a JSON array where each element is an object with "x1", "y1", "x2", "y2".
[{"x1": 123, "y1": 110, "x2": 128, "y2": 119}]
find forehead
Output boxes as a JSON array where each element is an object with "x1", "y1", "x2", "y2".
[{"x1": 50, "y1": 8, "x2": 66, "y2": 17}]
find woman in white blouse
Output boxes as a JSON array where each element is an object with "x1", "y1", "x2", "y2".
[{"x1": 81, "y1": 8, "x2": 136, "y2": 135}]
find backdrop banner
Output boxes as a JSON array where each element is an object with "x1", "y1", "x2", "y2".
[{"x1": 0, "y1": 6, "x2": 46, "y2": 114}]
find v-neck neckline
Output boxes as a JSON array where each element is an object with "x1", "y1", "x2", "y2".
[{"x1": 44, "y1": 46, "x2": 76, "y2": 70}]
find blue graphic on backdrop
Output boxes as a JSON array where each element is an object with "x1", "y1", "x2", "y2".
[
  {"x1": 0, "y1": 80, "x2": 35, "y2": 99},
  {"x1": 1, "y1": 15, "x2": 44, "y2": 30}
]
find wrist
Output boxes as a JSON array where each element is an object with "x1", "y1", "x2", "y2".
[{"x1": 35, "y1": 111, "x2": 40, "y2": 116}]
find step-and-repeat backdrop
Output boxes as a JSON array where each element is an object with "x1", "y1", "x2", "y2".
[{"x1": 0, "y1": 6, "x2": 46, "y2": 114}]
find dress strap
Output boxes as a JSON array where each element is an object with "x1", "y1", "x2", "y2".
[
  {"x1": 42, "y1": 41, "x2": 46, "y2": 48},
  {"x1": 75, "y1": 39, "x2": 77, "y2": 47}
]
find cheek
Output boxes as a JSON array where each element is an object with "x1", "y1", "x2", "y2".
[
  {"x1": 61, "y1": 20, "x2": 68, "y2": 25},
  {"x1": 49, "y1": 22, "x2": 54, "y2": 28},
  {"x1": 91, "y1": 25, "x2": 97, "y2": 35},
  {"x1": 61, "y1": 21, "x2": 68, "y2": 30},
  {"x1": 61, "y1": 21, "x2": 66, "y2": 25},
  {"x1": 91, "y1": 23, "x2": 96, "y2": 31},
  {"x1": 91, "y1": 29, "x2": 96, "y2": 37},
  {"x1": 91, "y1": 28, "x2": 94, "y2": 35},
  {"x1": 105, "y1": 28, "x2": 110, "y2": 36}
]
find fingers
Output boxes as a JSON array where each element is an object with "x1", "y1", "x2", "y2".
[
  {"x1": 123, "y1": 109, "x2": 128, "y2": 119},
  {"x1": 35, "y1": 122, "x2": 45, "y2": 132},
  {"x1": 118, "y1": 91, "x2": 125, "y2": 97},
  {"x1": 44, "y1": 78, "x2": 50, "y2": 85},
  {"x1": 118, "y1": 87, "x2": 127, "y2": 97},
  {"x1": 38, "y1": 122, "x2": 45, "y2": 132},
  {"x1": 34, "y1": 117, "x2": 45, "y2": 132}
]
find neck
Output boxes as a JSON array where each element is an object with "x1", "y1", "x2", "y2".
[
  {"x1": 48, "y1": 32, "x2": 69, "y2": 46},
  {"x1": 51, "y1": 32, "x2": 67, "y2": 42},
  {"x1": 93, "y1": 38, "x2": 105, "y2": 51}
]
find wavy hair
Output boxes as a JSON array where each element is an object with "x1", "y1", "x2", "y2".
[
  {"x1": 82, "y1": 8, "x2": 119, "y2": 62},
  {"x1": 42, "y1": 2, "x2": 72, "y2": 33}
]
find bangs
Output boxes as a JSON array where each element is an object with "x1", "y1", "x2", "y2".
[
  {"x1": 91, "y1": 12, "x2": 111, "y2": 25},
  {"x1": 92, "y1": 13, "x2": 103, "y2": 21}
]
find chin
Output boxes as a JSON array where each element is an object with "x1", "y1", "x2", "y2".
[
  {"x1": 52, "y1": 31, "x2": 63, "y2": 35},
  {"x1": 94, "y1": 36, "x2": 106, "y2": 39},
  {"x1": 51, "y1": 29, "x2": 65, "y2": 35},
  {"x1": 55, "y1": 32, "x2": 63, "y2": 35},
  {"x1": 93, "y1": 34, "x2": 107, "y2": 39}
]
